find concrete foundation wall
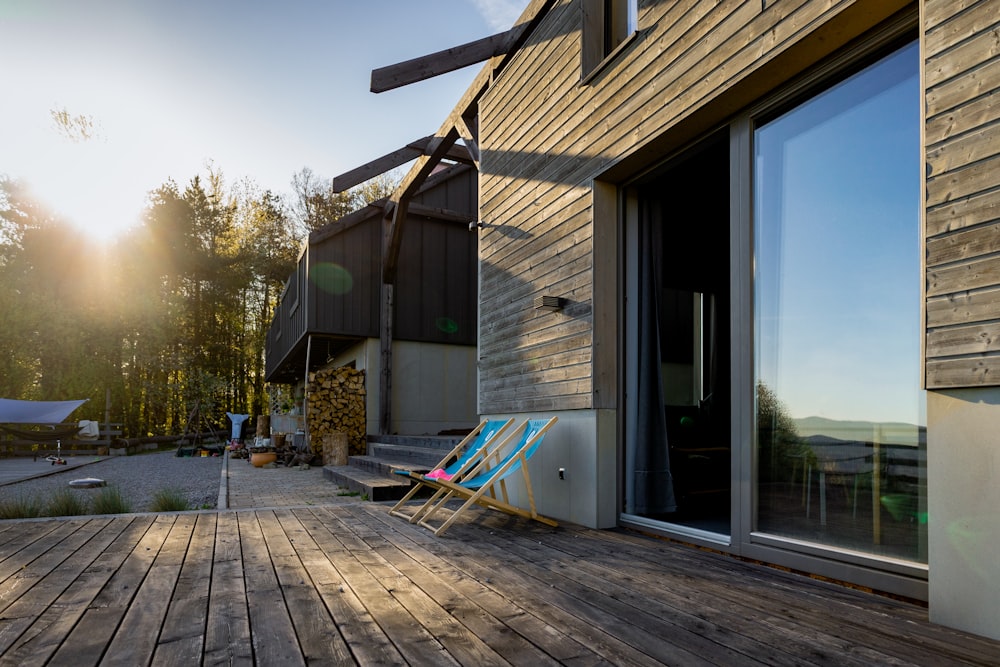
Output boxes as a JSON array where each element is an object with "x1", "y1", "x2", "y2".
[
  {"x1": 480, "y1": 409, "x2": 617, "y2": 530},
  {"x1": 332, "y1": 338, "x2": 477, "y2": 436},
  {"x1": 927, "y1": 389, "x2": 1000, "y2": 641}
]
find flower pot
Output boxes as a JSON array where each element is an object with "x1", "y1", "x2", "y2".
[{"x1": 251, "y1": 451, "x2": 277, "y2": 467}]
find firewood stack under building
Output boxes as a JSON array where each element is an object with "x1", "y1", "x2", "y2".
[{"x1": 306, "y1": 366, "x2": 367, "y2": 460}]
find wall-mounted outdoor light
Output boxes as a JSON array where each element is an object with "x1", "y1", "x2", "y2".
[
  {"x1": 468, "y1": 220, "x2": 486, "y2": 231},
  {"x1": 534, "y1": 295, "x2": 565, "y2": 311}
]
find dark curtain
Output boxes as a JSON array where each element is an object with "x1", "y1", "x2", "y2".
[{"x1": 626, "y1": 195, "x2": 676, "y2": 515}]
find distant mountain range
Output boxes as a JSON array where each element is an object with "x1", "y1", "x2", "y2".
[{"x1": 794, "y1": 416, "x2": 925, "y2": 447}]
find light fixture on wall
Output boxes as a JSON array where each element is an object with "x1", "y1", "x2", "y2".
[
  {"x1": 534, "y1": 295, "x2": 565, "y2": 311},
  {"x1": 468, "y1": 220, "x2": 486, "y2": 231}
]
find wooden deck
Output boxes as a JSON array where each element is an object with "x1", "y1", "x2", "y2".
[{"x1": 1, "y1": 503, "x2": 997, "y2": 666}]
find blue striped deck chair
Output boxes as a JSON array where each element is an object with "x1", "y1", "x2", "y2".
[
  {"x1": 414, "y1": 416, "x2": 558, "y2": 536},
  {"x1": 388, "y1": 418, "x2": 514, "y2": 522}
]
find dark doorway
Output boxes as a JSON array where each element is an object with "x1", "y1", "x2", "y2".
[{"x1": 624, "y1": 130, "x2": 731, "y2": 535}]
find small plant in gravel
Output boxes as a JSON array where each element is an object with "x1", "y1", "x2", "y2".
[
  {"x1": 149, "y1": 488, "x2": 189, "y2": 512},
  {"x1": 0, "y1": 495, "x2": 44, "y2": 519},
  {"x1": 46, "y1": 489, "x2": 90, "y2": 517},
  {"x1": 91, "y1": 486, "x2": 132, "y2": 515}
]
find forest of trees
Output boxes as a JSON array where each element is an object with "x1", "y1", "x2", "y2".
[{"x1": 0, "y1": 166, "x2": 395, "y2": 438}]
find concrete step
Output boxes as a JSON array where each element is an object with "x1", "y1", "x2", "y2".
[
  {"x1": 322, "y1": 433, "x2": 468, "y2": 503},
  {"x1": 322, "y1": 464, "x2": 413, "y2": 502},
  {"x1": 367, "y1": 442, "x2": 451, "y2": 468},
  {"x1": 349, "y1": 454, "x2": 435, "y2": 478},
  {"x1": 366, "y1": 434, "x2": 463, "y2": 451}
]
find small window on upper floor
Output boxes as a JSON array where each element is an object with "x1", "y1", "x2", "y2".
[{"x1": 582, "y1": 0, "x2": 638, "y2": 79}]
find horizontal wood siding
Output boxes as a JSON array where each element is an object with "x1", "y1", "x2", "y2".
[
  {"x1": 478, "y1": 0, "x2": 911, "y2": 413},
  {"x1": 924, "y1": 0, "x2": 1000, "y2": 388}
]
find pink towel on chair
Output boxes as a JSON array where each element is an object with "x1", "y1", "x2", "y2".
[{"x1": 424, "y1": 468, "x2": 453, "y2": 481}]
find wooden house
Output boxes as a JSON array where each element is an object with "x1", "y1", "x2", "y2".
[
  {"x1": 367, "y1": 0, "x2": 1000, "y2": 641},
  {"x1": 265, "y1": 161, "x2": 479, "y2": 436}
]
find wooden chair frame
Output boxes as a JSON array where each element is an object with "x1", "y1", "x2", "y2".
[
  {"x1": 387, "y1": 418, "x2": 514, "y2": 521},
  {"x1": 411, "y1": 417, "x2": 559, "y2": 536}
]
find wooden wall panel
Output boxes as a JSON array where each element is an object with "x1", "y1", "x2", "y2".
[
  {"x1": 927, "y1": 287, "x2": 1000, "y2": 328},
  {"x1": 924, "y1": 0, "x2": 1000, "y2": 388},
  {"x1": 396, "y1": 218, "x2": 477, "y2": 345},
  {"x1": 309, "y1": 219, "x2": 381, "y2": 338},
  {"x1": 477, "y1": 0, "x2": 912, "y2": 412}
]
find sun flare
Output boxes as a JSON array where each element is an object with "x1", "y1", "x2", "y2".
[{"x1": 35, "y1": 138, "x2": 145, "y2": 243}]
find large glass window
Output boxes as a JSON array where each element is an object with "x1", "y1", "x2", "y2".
[{"x1": 754, "y1": 42, "x2": 925, "y2": 562}]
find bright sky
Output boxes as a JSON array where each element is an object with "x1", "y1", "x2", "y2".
[{"x1": 0, "y1": 0, "x2": 530, "y2": 241}]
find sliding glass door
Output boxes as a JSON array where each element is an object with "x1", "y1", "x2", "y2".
[{"x1": 621, "y1": 38, "x2": 926, "y2": 574}]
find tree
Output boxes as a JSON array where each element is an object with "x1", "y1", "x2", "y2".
[
  {"x1": 290, "y1": 167, "x2": 399, "y2": 233},
  {"x1": 756, "y1": 381, "x2": 803, "y2": 483},
  {"x1": 0, "y1": 178, "x2": 40, "y2": 397},
  {"x1": 0, "y1": 177, "x2": 122, "y2": 410},
  {"x1": 236, "y1": 184, "x2": 302, "y2": 417},
  {"x1": 1, "y1": 160, "x2": 384, "y2": 438}
]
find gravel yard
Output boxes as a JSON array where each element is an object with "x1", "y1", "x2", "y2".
[{"x1": 0, "y1": 450, "x2": 222, "y2": 514}]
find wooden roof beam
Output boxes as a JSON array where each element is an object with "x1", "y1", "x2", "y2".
[
  {"x1": 455, "y1": 110, "x2": 480, "y2": 167},
  {"x1": 407, "y1": 202, "x2": 477, "y2": 225},
  {"x1": 370, "y1": 26, "x2": 526, "y2": 93},
  {"x1": 332, "y1": 137, "x2": 473, "y2": 193},
  {"x1": 382, "y1": 127, "x2": 461, "y2": 283}
]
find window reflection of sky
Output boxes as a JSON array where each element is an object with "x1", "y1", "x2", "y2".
[{"x1": 755, "y1": 42, "x2": 924, "y2": 427}]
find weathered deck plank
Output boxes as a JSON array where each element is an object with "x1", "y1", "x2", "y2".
[
  {"x1": 343, "y1": 505, "x2": 563, "y2": 666},
  {"x1": 202, "y1": 511, "x2": 253, "y2": 666},
  {"x1": 255, "y1": 509, "x2": 354, "y2": 664},
  {"x1": 236, "y1": 511, "x2": 305, "y2": 666},
  {"x1": 45, "y1": 515, "x2": 176, "y2": 666},
  {"x1": 297, "y1": 507, "x2": 461, "y2": 665},
  {"x1": 0, "y1": 517, "x2": 118, "y2": 655},
  {"x1": 321, "y1": 506, "x2": 514, "y2": 666},
  {"x1": 99, "y1": 514, "x2": 194, "y2": 666},
  {"x1": 343, "y1": 505, "x2": 692, "y2": 666},
  {"x1": 1, "y1": 503, "x2": 999, "y2": 666},
  {"x1": 0, "y1": 517, "x2": 155, "y2": 666},
  {"x1": 151, "y1": 512, "x2": 216, "y2": 665},
  {"x1": 286, "y1": 508, "x2": 409, "y2": 665}
]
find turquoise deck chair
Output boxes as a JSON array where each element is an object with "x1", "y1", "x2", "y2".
[
  {"x1": 414, "y1": 416, "x2": 558, "y2": 536},
  {"x1": 388, "y1": 418, "x2": 514, "y2": 521}
]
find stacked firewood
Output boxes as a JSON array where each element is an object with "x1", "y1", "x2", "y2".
[{"x1": 306, "y1": 366, "x2": 367, "y2": 457}]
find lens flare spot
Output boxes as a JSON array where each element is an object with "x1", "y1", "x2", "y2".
[
  {"x1": 435, "y1": 317, "x2": 459, "y2": 334},
  {"x1": 310, "y1": 263, "x2": 353, "y2": 295}
]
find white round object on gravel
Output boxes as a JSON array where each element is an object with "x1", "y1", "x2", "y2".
[{"x1": 68, "y1": 478, "x2": 107, "y2": 488}]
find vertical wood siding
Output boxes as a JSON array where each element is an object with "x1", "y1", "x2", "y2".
[
  {"x1": 308, "y1": 218, "x2": 381, "y2": 338},
  {"x1": 265, "y1": 166, "x2": 478, "y2": 381},
  {"x1": 924, "y1": 0, "x2": 1000, "y2": 387},
  {"x1": 395, "y1": 164, "x2": 478, "y2": 345},
  {"x1": 478, "y1": 0, "x2": 911, "y2": 414}
]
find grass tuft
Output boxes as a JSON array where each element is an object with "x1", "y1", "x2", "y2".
[
  {"x1": 0, "y1": 495, "x2": 44, "y2": 519},
  {"x1": 149, "y1": 488, "x2": 189, "y2": 512},
  {"x1": 91, "y1": 486, "x2": 132, "y2": 515},
  {"x1": 46, "y1": 489, "x2": 90, "y2": 517}
]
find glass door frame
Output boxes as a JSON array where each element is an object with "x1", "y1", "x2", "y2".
[{"x1": 617, "y1": 10, "x2": 927, "y2": 601}]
